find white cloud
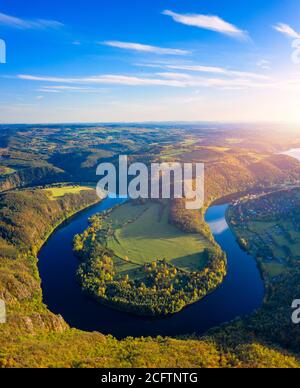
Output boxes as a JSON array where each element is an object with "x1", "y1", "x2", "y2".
[
  {"x1": 37, "y1": 85, "x2": 107, "y2": 93},
  {"x1": 138, "y1": 63, "x2": 270, "y2": 80},
  {"x1": 43, "y1": 85, "x2": 95, "y2": 90},
  {"x1": 17, "y1": 72, "x2": 272, "y2": 90},
  {"x1": 162, "y1": 10, "x2": 248, "y2": 40},
  {"x1": 102, "y1": 41, "x2": 189, "y2": 55},
  {"x1": 163, "y1": 64, "x2": 269, "y2": 80},
  {"x1": 257, "y1": 60, "x2": 271, "y2": 70},
  {"x1": 274, "y1": 23, "x2": 300, "y2": 39},
  {"x1": 0, "y1": 12, "x2": 63, "y2": 30},
  {"x1": 18, "y1": 74, "x2": 186, "y2": 87},
  {"x1": 37, "y1": 89, "x2": 62, "y2": 93}
]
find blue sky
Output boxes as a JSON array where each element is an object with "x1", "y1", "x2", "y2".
[{"x1": 0, "y1": 0, "x2": 300, "y2": 123}]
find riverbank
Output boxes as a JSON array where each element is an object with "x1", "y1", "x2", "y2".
[{"x1": 37, "y1": 198, "x2": 102, "y2": 254}]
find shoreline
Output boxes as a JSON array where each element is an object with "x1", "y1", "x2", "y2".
[{"x1": 36, "y1": 197, "x2": 102, "y2": 255}]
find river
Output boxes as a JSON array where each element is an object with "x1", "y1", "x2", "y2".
[{"x1": 38, "y1": 198, "x2": 264, "y2": 339}]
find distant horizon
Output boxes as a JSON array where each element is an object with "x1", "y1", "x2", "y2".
[{"x1": 0, "y1": 120, "x2": 299, "y2": 127}]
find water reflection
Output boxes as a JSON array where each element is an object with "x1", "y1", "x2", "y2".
[
  {"x1": 209, "y1": 218, "x2": 229, "y2": 235},
  {"x1": 281, "y1": 148, "x2": 300, "y2": 162}
]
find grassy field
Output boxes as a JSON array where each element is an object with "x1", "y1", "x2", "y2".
[
  {"x1": 44, "y1": 185, "x2": 93, "y2": 200},
  {"x1": 246, "y1": 220, "x2": 300, "y2": 259},
  {"x1": 230, "y1": 217, "x2": 291, "y2": 278},
  {"x1": 0, "y1": 166, "x2": 16, "y2": 176},
  {"x1": 262, "y1": 262, "x2": 286, "y2": 277},
  {"x1": 105, "y1": 201, "x2": 212, "y2": 273}
]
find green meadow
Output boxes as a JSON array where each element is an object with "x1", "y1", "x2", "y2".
[
  {"x1": 44, "y1": 185, "x2": 93, "y2": 200},
  {"x1": 0, "y1": 166, "x2": 16, "y2": 176},
  {"x1": 105, "y1": 201, "x2": 212, "y2": 273}
]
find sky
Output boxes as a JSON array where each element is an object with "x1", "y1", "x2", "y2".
[{"x1": 0, "y1": 0, "x2": 300, "y2": 124}]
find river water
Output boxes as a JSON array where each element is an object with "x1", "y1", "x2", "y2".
[{"x1": 38, "y1": 199, "x2": 264, "y2": 339}]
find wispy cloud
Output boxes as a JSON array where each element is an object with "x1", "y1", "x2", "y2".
[
  {"x1": 162, "y1": 10, "x2": 248, "y2": 40},
  {"x1": 38, "y1": 89, "x2": 62, "y2": 93},
  {"x1": 37, "y1": 85, "x2": 107, "y2": 93},
  {"x1": 0, "y1": 12, "x2": 63, "y2": 30},
  {"x1": 42, "y1": 85, "x2": 95, "y2": 90},
  {"x1": 257, "y1": 60, "x2": 271, "y2": 70},
  {"x1": 19, "y1": 74, "x2": 185, "y2": 87},
  {"x1": 102, "y1": 41, "x2": 189, "y2": 55},
  {"x1": 156, "y1": 72, "x2": 192, "y2": 80},
  {"x1": 17, "y1": 72, "x2": 272, "y2": 90},
  {"x1": 274, "y1": 23, "x2": 300, "y2": 39},
  {"x1": 138, "y1": 63, "x2": 270, "y2": 80}
]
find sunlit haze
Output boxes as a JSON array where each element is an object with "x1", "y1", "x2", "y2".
[{"x1": 1, "y1": 0, "x2": 300, "y2": 124}]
